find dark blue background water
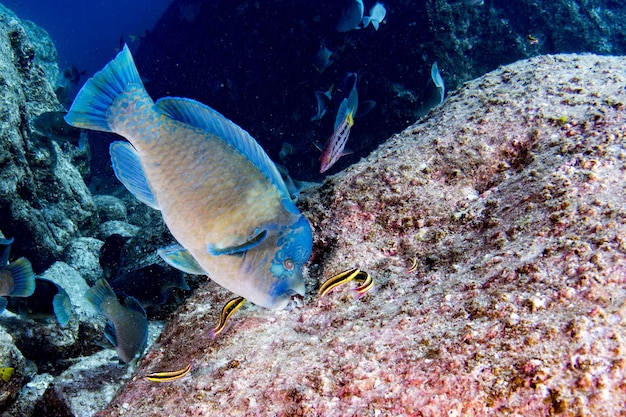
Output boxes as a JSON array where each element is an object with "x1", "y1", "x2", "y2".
[{"x1": 8, "y1": 0, "x2": 172, "y2": 75}]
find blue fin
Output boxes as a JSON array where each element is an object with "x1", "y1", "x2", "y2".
[
  {"x1": 52, "y1": 290, "x2": 72, "y2": 327},
  {"x1": 7, "y1": 257, "x2": 35, "y2": 297},
  {"x1": 85, "y1": 279, "x2": 116, "y2": 314},
  {"x1": 207, "y1": 229, "x2": 267, "y2": 256},
  {"x1": 104, "y1": 321, "x2": 118, "y2": 347},
  {"x1": 0, "y1": 297, "x2": 6, "y2": 314},
  {"x1": 0, "y1": 237, "x2": 14, "y2": 267},
  {"x1": 157, "y1": 244, "x2": 206, "y2": 274},
  {"x1": 110, "y1": 141, "x2": 160, "y2": 210},
  {"x1": 431, "y1": 61, "x2": 445, "y2": 104},
  {"x1": 155, "y1": 97, "x2": 291, "y2": 200},
  {"x1": 334, "y1": 98, "x2": 351, "y2": 131},
  {"x1": 355, "y1": 100, "x2": 376, "y2": 118},
  {"x1": 64, "y1": 45, "x2": 143, "y2": 132}
]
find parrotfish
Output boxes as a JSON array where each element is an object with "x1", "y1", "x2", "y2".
[
  {"x1": 319, "y1": 73, "x2": 375, "y2": 173},
  {"x1": 85, "y1": 278, "x2": 148, "y2": 364},
  {"x1": 419, "y1": 61, "x2": 446, "y2": 116},
  {"x1": 0, "y1": 237, "x2": 35, "y2": 314},
  {"x1": 362, "y1": 2, "x2": 386, "y2": 30},
  {"x1": 6, "y1": 277, "x2": 73, "y2": 327},
  {"x1": 337, "y1": 0, "x2": 364, "y2": 32},
  {"x1": 110, "y1": 263, "x2": 189, "y2": 307},
  {"x1": 65, "y1": 46, "x2": 312, "y2": 310},
  {"x1": 312, "y1": 42, "x2": 333, "y2": 74}
]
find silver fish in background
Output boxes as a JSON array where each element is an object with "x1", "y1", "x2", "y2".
[
  {"x1": 85, "y1": 279, "x2": 147, "y2": 364},
  {"x1": 0, "y1": 237, "x2": 35, "y2": 314},
  {"x1": 65, "y1": 46, "x2": 312, "y2": 310}
]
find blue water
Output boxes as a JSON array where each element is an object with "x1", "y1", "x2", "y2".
[{"x1": 8, "y1": 0, "x2": 173, "y2": 76}]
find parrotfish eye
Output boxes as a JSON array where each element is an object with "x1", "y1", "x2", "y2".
[{"x1": 283, "y1": 259, "x2": 294, "y2": 271}]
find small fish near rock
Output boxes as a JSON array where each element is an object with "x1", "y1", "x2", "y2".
[
  {"x1": 65, "y1": 46, "x2": 313, "y2": 310},
  {"x1": 0, "y1": 237, "x2": 35, "y2": 314},
  {"x1": 6, "y1": 277, "x2": 73, "y2": 327}
]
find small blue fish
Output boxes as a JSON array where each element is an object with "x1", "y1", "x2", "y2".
[
  {"x1": 431, "y1": 61, "x2": 445, "y2": 105},
  {"x1": 0, "y1": 237, "x2": 35, "y2": 314},
  {"x1": 312, "y1": 42, "x2": 333, "y2": 74},
  {"x1": 310, "y1": 85, "x2": 333, "y2": 122},
  {"x1": 6, "y1": 277, "x2": 73, "y2": 327},
  {"x1": 65, "y1": 46, "x2": 312, "y2": 310},
  {"x1": 362, "y1": 2, "x2": 386, "y2": 30},
  {"x1": 419, "y1": 62, "x2": 446, "y2": 115},
  {"x1": 85, "y1": 279, "x2": 148, "y2": 364},
  {"x1": 337, "y1": 0, "x2": 364, "y2": 32},
  {"x1": 110, "y1": 263, "x2": 189, "y2": 307}
]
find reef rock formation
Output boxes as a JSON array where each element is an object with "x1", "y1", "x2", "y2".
[
  {"x1": 97, "y1": 53, "x2": 626, "y2": 416},
  {"x1": 0, "y1": 5, "x2": 96, "y2": 270}
]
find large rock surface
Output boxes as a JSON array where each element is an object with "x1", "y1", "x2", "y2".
[
  {"x1": 0, "y1": 5, "x2": 96, "y2": 271},
  {"x1": 97, "y1": 53, "x2": 626, "y2": 416}
]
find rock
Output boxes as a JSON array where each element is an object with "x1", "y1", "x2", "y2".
[
  {"x1": 0, "y1": 326, "x2": 27, "y2": 411},
  {"x1": 98, "y1": 221, "x2": 141, "y2": 240},
  {"x1": 0, "y1": 5, "x2": 96, "y2": 270},
  {"x1": 2, "y1": 373, "x2": 54, "y2": 417},
  {"x1": 97, "y1": 54, "x2": 626, "y2": 416},
  {"x1": 93, "y1": 195, "x2": 127, "y2": 223},
  {"x1": 63, "y1": 237, "x2": 104, "y2": 285}
]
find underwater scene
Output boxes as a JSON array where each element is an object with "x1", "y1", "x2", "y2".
[{"x1": 1, "y1": 0, "x2": 626, "y2": 415}]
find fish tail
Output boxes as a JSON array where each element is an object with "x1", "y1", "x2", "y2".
[
  {"x1": 53, "y1": 292, "x2": 73, "y2": 327},
  {"x1": 6, "y1": 257, "x2": 35, "y2": 297},
  {"x1": 84, "y1": 278, "x2": 116, "y2": 313},
  {"x1": 0, "y1": 297, "x2": 6, "y2": 314},
  {"x1": 64, "y1": 45, "x2": 143, "y2": 132}
]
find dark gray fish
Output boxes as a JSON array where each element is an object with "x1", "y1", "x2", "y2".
[
  {"x1": 85, "y1": 279, "x2": 147, "y2": 364},
  {"x1": 99, "y1": 234, "x2": 131, "y2": 280},
  {"x1": 33, "y1": 111, "x2": 87, "y2": 149},
  {"x1": 6, "y1": 277, "x2": 73, "y2": 327},
  {"x1": 110, "y1": 263, "x2": 189, "y2": 307}
]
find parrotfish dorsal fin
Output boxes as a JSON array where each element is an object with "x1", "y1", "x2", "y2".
[
  {"x1": 154, "y1": 97, "x2": 292, "y2": 201},
  {"x1": 157, "y1": 244, "x2": 206, "y2": 275},
  {"x1": 207, "y1": 229, "x2": 268, "y2": 256},
  {"x1": 110, "y1": 141, "x2": 160, "y2": 210}
]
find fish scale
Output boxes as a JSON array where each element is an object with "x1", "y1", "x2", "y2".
[{"x1": 66, "y1": 46, "x2": 312, "y2": 309}]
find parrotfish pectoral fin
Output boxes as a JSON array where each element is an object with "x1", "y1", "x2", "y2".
[
  {"x1": 110, "y1": 141, "x2": 160, "y2": 210},
  {"x1": 158, "y1": 244, "x2": 206, "y2": 275},
  {"x1": 64, "y1": 45, "x2": 144, "y2": 132},
  {"x1": 207, "y1": 229, "x2": 268, "y2": 256},
  {"x1": 104, "y1": 321, "x2": 118, "y2": 347},
  {"x1": 155, "y1": 97, "x2": 292, "y2": 201},
  {"x1": 52, "y1": 291, "x2": 72, "y2": 327},
  {"x1": 7, "y1": 257, "x2": 35, "y2": 297}
]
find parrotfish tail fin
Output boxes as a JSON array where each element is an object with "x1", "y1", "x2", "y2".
[
  {"x1": 85, "y1": 278, "x2": 117, "y2": 313},
  {"x1": 362, "y1": 16, "x2": 371, "y2": 28},
  {"x1": 52, "y1": 290, "x2": 73, "y2": 327},
  {"x1": 64, "y1": 45, "x2": 143, "y2": 132},
  {"x1": 0, "y1": 237, "x2": 14, "y2": 266},
  {"x1": 0, "y1": 297, "x2": 7, "y2": 314},
  {"x1": 7, "y1": 257, "x2": 35, "y2": 297}
]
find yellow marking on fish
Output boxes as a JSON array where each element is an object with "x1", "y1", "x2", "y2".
[
  {"x1": 318, "y1": 268, "x2": 361, "y2": 297},
  {"x1": 408, "y1": 257, "x2": 418, "y2": 273},
  {"x1": 210, "y1": 296, "x2": 246, "y2": 338},
  {"x1": 526, "y1": 34, "x2": 539, "y2": 44},
  {"x1": 350, "y1": 270, "x2": 374, "y2": 299},
  {"x1": 145, "y1": 363, "x2": 192, "y2": 382},
  {"x1": 0, "y1": 367, "x2": 14, "y2": 382}
]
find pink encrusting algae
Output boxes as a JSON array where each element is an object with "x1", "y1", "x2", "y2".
[{"x1": 98, "y1": 54, "x2": 626, "y2": 416}]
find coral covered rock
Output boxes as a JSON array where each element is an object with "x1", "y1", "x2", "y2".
[
  {"x1": 0, "y1": 5, "x2": 96, "y2": 270},
  {"x1": 96, "y1": 53, "x2": 626, "y2": 416}
]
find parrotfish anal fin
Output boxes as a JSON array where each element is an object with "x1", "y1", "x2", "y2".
[
  {"x1": 110, "y1": 141, "x2": 160, "y2": 210},
  {"x1": 208, "y1": 229, "x2": 268, "y2": 256},
  {"x1": 154, "y1": 97, "x2": 292, "y2": 201},
  {"x1": 158, "y1": 244, "x2": 206, "y2": 275}
]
